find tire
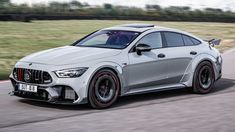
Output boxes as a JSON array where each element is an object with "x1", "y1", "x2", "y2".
[
  {"x1": 88, "y1": 69, "x2": 120, "y2": 109},
  {"x1": 192, "y1": 61, "x2": 215, "y2": 94}
]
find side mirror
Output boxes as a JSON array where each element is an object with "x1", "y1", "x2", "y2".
[{"x1": 135, "y1": 43, "x2": 152, "y2": 55}]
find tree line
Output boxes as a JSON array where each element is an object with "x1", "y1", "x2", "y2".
[{"x1": 0, "y1": 0, "x2": 235, "y2": 22}]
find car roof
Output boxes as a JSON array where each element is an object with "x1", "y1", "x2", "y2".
[
  {"x1": 102, "y1": 23, "x2": 182, "y2": 33},
  {"x1": 102, "y1": 23, "x2": 156, "y2": 32},
  {"x1": 102, "y1": 23, "x2": 202, "y2": 41}
]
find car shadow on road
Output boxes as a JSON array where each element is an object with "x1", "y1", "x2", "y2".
[
  {"x1": 18, "y1": 78, "x2": 235, "y2": 110},
  {"x1": 113, "y1": 78, "x2": 235, "y2": 108},
  {"x1": 212, "y1": 78, "x2": 235, "y2": 93}
]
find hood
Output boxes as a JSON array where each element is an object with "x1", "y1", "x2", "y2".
[{"x1": 19, "y1": 46, "x2": 121, "y2": 66}]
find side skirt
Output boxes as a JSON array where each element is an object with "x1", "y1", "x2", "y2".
[{"x1": 122, "y1": 84, "x2": 187, "y2": 96}]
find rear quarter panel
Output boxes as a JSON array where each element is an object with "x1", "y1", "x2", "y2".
[{"x1": 181, "y1": 43, "x2": 219, "y2": 86}]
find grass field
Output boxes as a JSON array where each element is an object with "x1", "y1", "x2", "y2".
[{"x1": 0, "y1": 20, "x2": 235, "y2": 80}]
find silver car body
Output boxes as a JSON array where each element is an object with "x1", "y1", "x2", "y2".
[{"x1": 9, "y1": 24, "x2": 222, "y2": 104}]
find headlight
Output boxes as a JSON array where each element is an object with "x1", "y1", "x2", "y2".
[
  {"x1": 218, "y1": 55, "x2": 222, "y2": 63},
  {"x1": 55, "y1": 67, "x2": 88, "y2": 78},
  {"x1": 216, "y1": 55, "x2": 222, "y2": 65}
]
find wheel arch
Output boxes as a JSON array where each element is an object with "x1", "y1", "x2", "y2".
[
  {"x1": 182, "y1": 54, "x2": 217, "y2": 87},
  {"x1": 191, "y1": 59, "x2": 216, "y2": 94},
  {"x1": 193, "y1": 59, "x2": 215, "y2": 79},
  {"x1": 86, "y1": 62, "x2": 124, "y2": 98}
]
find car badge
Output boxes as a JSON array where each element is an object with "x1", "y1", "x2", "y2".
[{"x1": 24, "y1": 70, "x2": 31, "y2": 83}]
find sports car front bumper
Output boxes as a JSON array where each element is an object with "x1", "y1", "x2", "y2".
[{"x1": 9, "y1": 78, "x2": 88, "y2": 105}]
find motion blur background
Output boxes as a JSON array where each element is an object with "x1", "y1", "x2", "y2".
[{"x1": 0, "y1": 0, "x2": 235, "y2": 80}]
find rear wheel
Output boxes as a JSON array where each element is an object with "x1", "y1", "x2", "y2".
[
  {"x1": 88, "y1": 69, "x2": 120, "y2": 109},
  {"x1": 193, "y1": 61, "x2": 215, "y2": 94}
]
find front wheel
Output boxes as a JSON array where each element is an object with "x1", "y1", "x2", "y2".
[
  {"x1": 88, "y1": 69, "x2": 120, "y2": 109},
  {"x1": 192, "y1": 61, "x2": 215, "y2": 94}
]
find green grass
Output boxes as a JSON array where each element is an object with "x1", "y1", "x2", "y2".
[{"x1": 0, "y1": 20, "x2": 235, "y2": 80}]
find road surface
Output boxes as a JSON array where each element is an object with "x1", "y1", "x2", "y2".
[{"x1": 0, "y1": 48, "x2": 235, "y2": 132}]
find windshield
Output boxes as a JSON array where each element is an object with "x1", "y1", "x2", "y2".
[{"x1": 74, "y1": 30, "x2": 140, "y2": 49}]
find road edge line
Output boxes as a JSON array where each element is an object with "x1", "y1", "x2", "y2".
[{"x1": 0, "y1": 80, "x2": 10, "y2": 84}]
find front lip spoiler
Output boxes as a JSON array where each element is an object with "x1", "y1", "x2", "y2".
[{"x1": 10, "y1": 91, "x2": 87, "y2": 105}]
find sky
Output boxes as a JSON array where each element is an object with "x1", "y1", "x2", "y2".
[{"x1": 11, "y1": 0, "x2": 235, "y2": 11}]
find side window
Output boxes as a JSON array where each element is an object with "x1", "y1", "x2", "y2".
[
  {"x1": 191, "y1": 37, "x2": 201, "y2": 45},
  {"x1": 182, "y1": 35, "x2": 194, "y2": 46},
  {"x1": 163, "y1": 32, "x2": 184, "y2": 47},
  {"x1": 137, "y1": 32, "x2": 162, "y2": 49}
]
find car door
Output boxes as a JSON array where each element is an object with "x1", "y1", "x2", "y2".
[
  {"x1": 126, "y1": 32, "x2": 169, "y2": 90},
  {"x1": 161, "y1": 31, "x2": 200, "y2": 84}
]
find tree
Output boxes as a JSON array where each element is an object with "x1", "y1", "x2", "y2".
[
  {"x1": 146, "y1": 4, "x2": 161, "y2": 12},
  {"x1": 205, "y1": 8, "x2": 223, "y2": 13},
  {"x1": 69, "y1": 0, "x2": 82, "y2": 9},
  {"x1": 0, "y1": 0, "x2": 9, "y2": 4},
  {"x1": 104, "y1": 3, "x2": 113, "y2": 10},
  {"x1": 0, "y1": 0, "x2": 10, "y2": 7}
]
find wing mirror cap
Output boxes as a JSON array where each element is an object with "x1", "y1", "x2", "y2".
[{"x1": 135, "y1": 43, "x2": 152, "y2": 55}]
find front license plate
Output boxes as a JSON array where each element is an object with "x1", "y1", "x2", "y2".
[{"x1": 19, "y1": 84, "x2": 38, "y2": 93}]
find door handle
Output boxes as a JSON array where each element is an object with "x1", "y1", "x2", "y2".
[
  {"x1": 190, "y1": 51, "x2": 197, "y2": 55},
  {"x1": 158, "y1": 53, "x2": 165, "y2": 58}
]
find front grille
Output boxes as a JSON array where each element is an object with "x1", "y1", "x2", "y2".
[{"x1": 13, "y1": 68, "x2": 52, "y2": 84}]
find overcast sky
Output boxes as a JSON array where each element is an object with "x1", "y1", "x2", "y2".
[{"x1": 11, "y1": 0, "x2": 235, "y2": 11}]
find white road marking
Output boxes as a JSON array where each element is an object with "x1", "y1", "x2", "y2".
[{"x1": 0, "y1": 80, "x2": 10, "y2": 84}]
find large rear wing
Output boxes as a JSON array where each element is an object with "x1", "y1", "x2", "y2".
[{"x1": 206, "y1": 39, "x2": 221, "y2": 47}]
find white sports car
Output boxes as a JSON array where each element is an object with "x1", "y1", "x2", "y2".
[{"x1": 10, "y1": 24, "x2": 222, "y2": 108}]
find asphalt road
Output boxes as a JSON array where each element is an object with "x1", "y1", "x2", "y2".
[{"x1": 0, "y1": 49, "x2": 235, "y2": 132}]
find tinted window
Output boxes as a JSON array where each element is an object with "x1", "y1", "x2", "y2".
[
  {"x1": 164, "y1": 32, "x2": 184, "y2": 47},
  {"x1": 137, "y1": 32, "x2": 162, "y2": 49},
  {"x1": 182, "y1": 35, "x2": 194, "y2": 46},
  {"x1": 81, "y1": 33, "x2": 109, "y2": 45},
  {"x1": 75, "y1": 30, "x2": 140, "y2": 49},
  {"x1": 191, "y1": 37, "x2": 201, "y2": 45}
]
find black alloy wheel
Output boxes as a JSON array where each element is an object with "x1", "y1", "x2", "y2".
[
  {"x1": 88, "y1": 69, "x2": 120, "y2": 109},
  {"x1": 193, "y1": 61, "x2": 215, "y2": 94}
]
